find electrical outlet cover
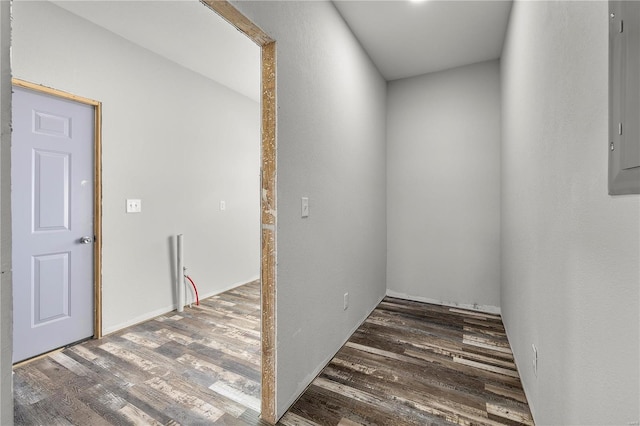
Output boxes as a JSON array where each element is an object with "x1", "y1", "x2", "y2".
[{"x1": 126, "y1": 199, "x2": 142, "y2": 213}]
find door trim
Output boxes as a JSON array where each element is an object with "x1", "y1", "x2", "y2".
[
  {"x1": 12, "y1": 78, "x2": 103, "y2": 339},
  {"x1": 199, "y1": 2, "x2": 277, "y2": 423}
]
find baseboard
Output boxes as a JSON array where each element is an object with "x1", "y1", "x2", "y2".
[
  {"x1": 276, "y1": 292, "x2": 387, "y2": 421},
  {"x1": 103, "y1": 303, "x2": 176, "y2": 336},
  {"x1": 501, "y1": 316, "x2": 537, "y2": 424},
  {"x1": 185, "y1": 275, "x2": 260, "y2": 306},
  {"x1": 385, "y1": 290, "x2": 501, "y2": 316},
  {"x1": 102, "y1": 276, "x2": 260, "y2": 335}
]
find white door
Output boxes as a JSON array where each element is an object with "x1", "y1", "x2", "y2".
[{"x1": 12, "y1": 85, "x2": 95, "y2": 363}]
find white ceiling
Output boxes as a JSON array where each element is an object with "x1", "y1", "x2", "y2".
[
  {"x1": 333, "y1": 0, "x2": 513, "y2": 81},
  {"x1": 50, "y1": 0, "x2": 261, "y2": 102},
  {"x1": 49, "y1": 0, "x2": 512, "y2": 100}
]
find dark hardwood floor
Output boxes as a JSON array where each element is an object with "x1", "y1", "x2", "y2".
[
  {"x1": 14, "y1": 280, "x2": 267, "y2": 426},
  {"x1": 281, "y1": 298, "x2": 533, "y2": 426},
  {"x1": 14, "y1": 283, "x2": 533, "y2": 426}
]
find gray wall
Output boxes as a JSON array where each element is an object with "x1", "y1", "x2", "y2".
[
  {"x1": 231, "y1": 1, "x2": 388, "y2": 418},
  {"x1": 387, "y1": 60, "x2": 501, "y2": 313},
  {"x1": 501, "y1": 1, "x2": 639, "y2": 424},
  {"x1": 12, "y1": 2, "x2": 260, "y2": 333},
  {"x1": 0, "y1": 0, "x2": 12, "y2": 423}
]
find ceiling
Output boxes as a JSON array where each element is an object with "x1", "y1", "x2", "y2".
[
  {"x1": 333, "y1": 0, "x2": 513, "y2": 81},
  {"x1": 50, "y1": 0, "x2": 261, "y2": 102},
  {"x1": 49, "y1": 0, "x2": 512, "y2": 101}
]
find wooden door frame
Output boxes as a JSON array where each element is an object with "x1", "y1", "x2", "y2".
[
  {"x1": 200, "y1": 1, "x2": 277, "y2": 423},
  {"x1": 11, "y1": 78, "x2": 103, "y2": 341}
]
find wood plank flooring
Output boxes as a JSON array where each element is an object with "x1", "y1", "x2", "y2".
[
  {"x1": 14, "y1": 284, "x2": 533, "y2": 426},
  {"x1": 14, "y1": 280, "x2": 267, "y2": 426},
  {"x1": 280, "y1": 297, "x2": 534, "y2": 426}
]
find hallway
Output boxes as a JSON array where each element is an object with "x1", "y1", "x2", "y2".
[{"x1": 284, "y1": 297, "x2": 533, "y2": 425}]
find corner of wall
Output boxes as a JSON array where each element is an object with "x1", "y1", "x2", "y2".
[{"x1": 275, "y1": 291, "x2": 386, "y2": 421}]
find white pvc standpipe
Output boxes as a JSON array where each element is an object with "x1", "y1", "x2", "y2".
[{"x1": 177, "y1": 234, "x2": 184, "y2": 313}]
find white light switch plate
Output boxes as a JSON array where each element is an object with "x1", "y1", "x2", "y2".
[
  {"x1": 126, "y1": 199, "x2": 142, "y2": 213},
  {"x1": 301, "y1": 197, "x2": 309, "y2": 218}
]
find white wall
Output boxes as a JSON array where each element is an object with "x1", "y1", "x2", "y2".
[
  {"x1": 0, "y1": 0, "x2": 12, "y2": 423},
  {"x1": 12, "y1": 1, "x2": 260, "y2": 333},
  {"x1": 387, "y1": 60, "x2": 501, "y2": 313},
  {"x1": 501, "y1": 1, "x2": 639, "y2": 424},
  {"x1": 231, "y1": 1, "x2": 388, "y2": 418}
]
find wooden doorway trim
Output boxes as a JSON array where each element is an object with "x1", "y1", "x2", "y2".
[
  {"x1": 199, "y1": 1, "x2": 277, "y2": 423},
  {"x1": 11, "y1": 78, "x2": 103, "y2": 340}
]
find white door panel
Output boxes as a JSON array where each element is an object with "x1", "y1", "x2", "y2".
[{"x1": 12, "y1": 85, "x2": 94, "y2": 363}]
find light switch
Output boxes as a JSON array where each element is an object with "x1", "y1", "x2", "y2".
[
  {"x1": 126, "y1": 199, "x2": 142, "y2": 213},
  {"x1": 301, "y1": 197, "x2": 309, "y2": 218},
  {"x1": 220, "y1": 200, "x2": 226, "y2": 211}
]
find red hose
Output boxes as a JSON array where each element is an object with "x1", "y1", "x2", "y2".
[{"x1": 185, "y1": 275, "x2": 200, "y2": 306}]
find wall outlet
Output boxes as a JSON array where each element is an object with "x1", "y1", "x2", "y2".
[
  {"x1": 126, "y1": 199, "x2": 142, "y2": 213},
  {"x1": 532, "y1": 344, "x2": 538, "y2": 376},
  {"x1": 343, "y1": 292, "x2": 349, "y2": 310}
]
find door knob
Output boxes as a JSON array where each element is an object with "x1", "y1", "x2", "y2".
[{"x1": 80, "y1": 236, "x2": 93, "y2": 244}]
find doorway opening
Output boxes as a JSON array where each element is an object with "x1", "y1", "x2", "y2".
[
  {"x1": 200, "y1": 2, "x2": 277, "y2": 420},
  {"x1": 10, "y1": 0, "x2": 276, "y2": 423}
]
